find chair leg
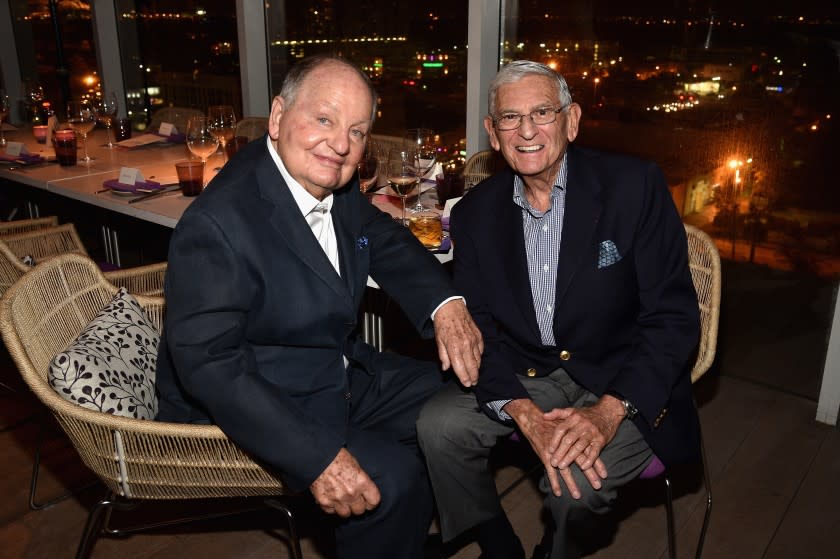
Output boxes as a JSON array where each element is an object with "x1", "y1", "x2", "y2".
[
  {"x1": 695, "y1": 427, "x2": 713, "y2": 559},
  {"x1": 29, "y1": 414, "x2": 98, "y2": 510},
  {"x1": 76, "y1": 494, "x2": 115, "y2": 559},
  {"x1": 265, "y1": 497, "x2": 303, "y2": 559},
  {"x1": 663, "y1": 475, "x2": 677, "y2": 559}
]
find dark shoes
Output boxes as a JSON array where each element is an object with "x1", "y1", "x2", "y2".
[
  {"x1": 423, "y1": 533, "x2": 445, "y2": 559},
  {"x1": 530, "y1": 543, "x2": 551, "y2": 559}
]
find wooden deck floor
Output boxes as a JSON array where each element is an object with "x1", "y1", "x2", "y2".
[{"x1": 1, "y1": 260, "x2": 837, "y2": 558}]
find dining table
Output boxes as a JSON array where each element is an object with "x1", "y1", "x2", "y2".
[{"x1": 0, "y1": 124, "x2": 453, "y2": 350}]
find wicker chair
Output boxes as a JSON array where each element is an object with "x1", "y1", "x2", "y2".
[
  {"x1": 235, "y1": 116, "x2": 269, "y2": 141},
  {"x1": 651, "y1": 223, "x2": 720, "y2": 559},
  {"x1": 0, "y1": 216, "x2": 59, "y2": 236},
  {"x1": 462, "y1": 149, "x2": 497, "y2": 189},
  {"x1": 0, "y1": 222, "x2": 167, "y2": 299},
  {"x1": 0, "y1": 253, "x2": 301, "y2": 559},
  {"x1": 0, "y1": 221, "x2": 167, "y2": 510}
]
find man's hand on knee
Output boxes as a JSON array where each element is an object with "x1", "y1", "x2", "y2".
[{"x1": 310, "y1": 448, "x2": 381, "y2": 517}]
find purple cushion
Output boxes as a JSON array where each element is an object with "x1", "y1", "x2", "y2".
[
  {"x1": 97, "y1": 261, "x2": 120, "y2": 272},
  {"x1": 639, "y1": 455, "x2": 666, "y2": 479}
]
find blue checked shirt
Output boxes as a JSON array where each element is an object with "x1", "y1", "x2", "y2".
[{"x1": 487, "y1": 156, "x2": 569, "y2": 421}]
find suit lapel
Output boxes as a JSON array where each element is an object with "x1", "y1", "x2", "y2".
[
  {"x1": 496, "y1": 181, "x2": 543, "y2": 342},
  {"x1": 556, "y1": 147, "x2": 602, "y2": 307},
  {"x1": 332, "y1": 196, "x2": 358, "y2": 300},
  {"x1": 254, "y1": 150, "x2": 354, "y2": 306}
]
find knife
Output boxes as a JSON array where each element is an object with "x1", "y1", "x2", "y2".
[{"x1": 128, "y1": 184, "x2": 181, "y2": 203}]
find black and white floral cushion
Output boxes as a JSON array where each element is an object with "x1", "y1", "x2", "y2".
[{"x1": 48, "y1": 287, "x2": 159, "y2": 419}]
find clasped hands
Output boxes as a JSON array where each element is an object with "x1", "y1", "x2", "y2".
[{"x1": 506, "y1": 395, "x2": 626, "y2": 499}]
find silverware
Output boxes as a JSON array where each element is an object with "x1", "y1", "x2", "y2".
[{"x1": 128, "y1": 184, "x2": 181, "y2": 204}]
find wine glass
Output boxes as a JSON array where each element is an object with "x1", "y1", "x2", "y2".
[
  {"x1": 94, "y1": 93, "x2": 118, "y2": 148},
  {"x1": 66, "y1": 99, "x2": 97, "y2": 164},
  {"x1": 207, "y1": 105, "x2": 236, "y2": 167},
  {"x1": 357, "y1": 138, "x2": 381, "y2": 195},
  {"x1": 405, "y1": 128, "x2": 437, "y2": 212},
  {"x1": 186, "y1": 116, "x2": 219, "y2": 186},
  {"x1": 385, "y1": 146, "x2": 420, "y2": 226},
  {"x1": 0, "y1": 91, "x2": 10, "y2": 147}
]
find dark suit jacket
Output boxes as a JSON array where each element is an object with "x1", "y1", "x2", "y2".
[
  {"x1": 156, "y1": 137, "x2": 456, "y2": 490},
  {"x1": 450, "y1": 144, "x2": 701, "y2": 466}
]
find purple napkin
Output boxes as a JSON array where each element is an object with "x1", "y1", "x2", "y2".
[
  {"x1": 102, "y1": 178, "x2": 162, "y2": 194},
  {"x1": 0, "y1": 152, "x2": 45, "y2": 164},
  {"x1": 153, "y1": 132, "x2": 187, "y2": 144},
  {"x1": 441, "y1": 216, "x2": 450, "y2": 231},
  {"x1": 432, "y1": 236, "x2": 451, "y2": 253}
]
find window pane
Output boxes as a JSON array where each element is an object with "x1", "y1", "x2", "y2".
[
  {"x1": 266, "y1": 1, "x2": 468, "y2": 164},
  {"x1": 9, "y1": 0, "x2": 99, "y2": 121},
  {"x1": 115, "y1": 0, "x2": 241, "y2": 129}
]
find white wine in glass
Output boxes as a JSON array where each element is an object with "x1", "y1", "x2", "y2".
[
  {"x1": 94, "y1": 93, "x2": 118, "y2": 148},
  {"x1": 67, "y1": 99, "x2": 96, "y2": 163},
  {"x1": 385, "y1": 147, "x2": 419, "y2": 226},
  {"x1": 207, "y1": 105, "x2": 236, "y2": 166},
  {"x1": 186, "y1": 116, "x2": 219, "y2": 186}
]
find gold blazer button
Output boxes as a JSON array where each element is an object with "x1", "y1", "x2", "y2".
[
  {"x1": 526, "y1": 368, "x2": 537, "y2": 377},
  {"x1": 559, "y1": 350, "x2": 571, "y2": 361}
]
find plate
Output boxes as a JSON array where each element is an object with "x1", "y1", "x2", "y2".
[{"x1": 102, "y1": 178, "x2": 162, "y2": 195}]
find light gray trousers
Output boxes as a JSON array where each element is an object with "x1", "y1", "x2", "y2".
[{"x1": 417, "y1": 368, "x2": 653, "y2": 558}]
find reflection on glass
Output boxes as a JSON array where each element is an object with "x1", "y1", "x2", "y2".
[
  {"x1": 186, "y1": 116, "x2": 220, "y2": 186},
  {"x1": 385, "y1": 146, "x2": 419, "y2": 226},
  {"x1": 66, "y1": 99, "x2": 96, "y2": 164}
]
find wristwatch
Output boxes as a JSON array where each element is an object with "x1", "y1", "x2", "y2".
[{"x1": 620, "y1": 398, "x2": 639, "y2": 420}]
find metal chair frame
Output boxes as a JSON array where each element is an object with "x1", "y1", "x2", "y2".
[{"x1": 658, "y1": 223, "x2": 720, "y2": 559}]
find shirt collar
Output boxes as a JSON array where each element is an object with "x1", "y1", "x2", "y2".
[
  {"x1": 512, "y1": 152, "x2": 568, "y2": 214},
  {"x1": 266, "y1": 136, "x2": 334, "y2": 218}
]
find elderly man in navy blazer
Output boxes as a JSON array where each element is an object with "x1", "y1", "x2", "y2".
[
  {"x1": 155, "y1": 55, "x2": 483, "y2": 559},
  {"x1": 417, "y1": 60, "x2": 701, "y2": 559}
]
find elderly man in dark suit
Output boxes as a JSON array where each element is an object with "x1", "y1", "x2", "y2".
[
  {"x1": 155, "y1": 54, "x2": 483, "y2": 559},
  {"x1": 417, "y1": 60, "x2": 701, "y2": 559}
]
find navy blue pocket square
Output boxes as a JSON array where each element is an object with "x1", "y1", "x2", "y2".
[{"x1": 598, "y1": 240, "x2": 622, "y2": 269}]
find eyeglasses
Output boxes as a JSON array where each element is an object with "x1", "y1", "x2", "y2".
[{"x1": 492, "y1": 105, "x2": 569, "y2": 131}]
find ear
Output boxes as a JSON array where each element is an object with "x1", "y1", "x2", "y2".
[
  {"x1": 565, "y1": 103, "x2": 582, "y2": 143},
  {"x1": 483, "y1": 116, "x2": 501, "y2": 151},
  {"x1": 267, "y1": 96, "x2": 285, "y2": 140}
]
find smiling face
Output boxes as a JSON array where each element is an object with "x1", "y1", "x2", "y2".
[
  {"x1": 268, "y1": 61, "x2": 373, "y2": 199},
  {"x1": 484, "y1": 74, "x2": 581, "y2": 189}
]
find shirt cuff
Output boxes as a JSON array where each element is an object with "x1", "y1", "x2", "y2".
[
  {"x1": 431, "y1": 296, "x2": 465, "y2": 320},
  {"x1": 486, "y1": 399, "x2": 514, "y2": 421}
]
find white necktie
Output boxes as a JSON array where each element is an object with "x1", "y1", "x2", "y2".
[{"x1": 307, "y1": 203, "x2": 340, "y2": 275}]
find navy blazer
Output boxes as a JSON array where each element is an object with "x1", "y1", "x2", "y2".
[
  {"x1": 450, "y1": 144, "x2": 701, "y2": 466},
  {"x1": 156, "y1": 137, "x2": 456, "y2": 490}
]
